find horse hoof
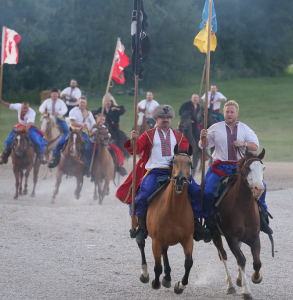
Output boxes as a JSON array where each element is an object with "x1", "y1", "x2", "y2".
[
  {"x1": 93, "y1": 195, "x2": 98, "y2": 201},
  {"x1": 226, "y1": 287, "x2": 236, "y2": 294},
  {"x1": 31, "y1": 193, "x2": 35, "y2": 198},
  {"x1": 162, "y1": 278, "x2": 171, "y2": 288},
  {"x1": 174, "y1": 282, "x2": 185, "y2": 294},
  {"x1": 75, "y1": 193, "x2": 80, "y2": 200},
  {"x1": 139, "y1": 274, "x2": 149, "y2": 284},
  {"x1": 13, "y1": 196, "x2": 18, "y2": 200},
  {"x1": 252, "y1": 273, "x2": 262, "y2": 284},
  {"x1": 242, "y1": 293, "x2": 253, "y2": 300},
  {"x1": 151, "y1": 280, "x2": 161, "y2": 290},
  {"x1": 23, "y1": 191, "x2": 28, "y2": 195},
  {"x1": 19, "y1": 191, "x2": 23, "y2": 195},
  {"x1": 236, "y1": 278, "x2": 242, "y2": 287},
  {"x1": 99, "y1": 200, "x2": 103, "y2": 205}
]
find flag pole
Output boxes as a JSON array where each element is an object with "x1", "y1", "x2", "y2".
[
  {"x1": 89, "y1": 37, "x2": 120, "y2": 172},
  {"x1": 199, "y1": 57, "x2": 207, "y2": 99},
  {"x1": 131, "y1": 0, "x2": 142, "y2": 233},
  {"x1": 200, "y1": 0, "x2": 213, "y2": 218},
  {"x1": 0, "y1": 26, "x2": 5, "y2": 116}
]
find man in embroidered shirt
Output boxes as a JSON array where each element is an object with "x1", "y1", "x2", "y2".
[
  {"x1": 0, "y1": 99, "x2": 47, "y2": 164},
  {"x1": 48, "y1": 96, "x2": 95, "y2": 177},
  {"x1": 39, "y1": 88, "x2": 69, "y2": 134},
  {"x1": 137, "y1": 91, "x2": 159, "y2": 128},
  {"x1": 116, "y1": 105, "x2": 212, "y2": 245},
  {"x1": 199, "y1": 100, "x2": 272, "y2": 235},
  {"x1": 60, "y1": 79, "x2": 82, "y2": 116}
]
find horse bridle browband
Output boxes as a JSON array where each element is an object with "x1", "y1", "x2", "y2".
[{"x1": 169, "y1": 153, "x2": 193, "y2": 185}]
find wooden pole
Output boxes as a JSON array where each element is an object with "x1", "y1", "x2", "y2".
[
  {"x1": 89, "y1": 37, "x2": 120, "y2": 172},
  {"x1": 200, "y1": 0, "x2": 213, "y2": 216},
  {"x1": 199, "y1": 57, "x2": 207, "y2": 98}
]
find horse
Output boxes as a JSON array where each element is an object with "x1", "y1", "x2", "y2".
[
  {"x1": 11, "y1": 128, "x2": 41, "y2": 199},
  {"x1": 91, "y1": 127, "x2": 115, "y2": 204},
  {"x1": 137, "y1": 107, "x2": 152, "y2": 138},
  {"x1": 212, "y1": 148, "x2": 267, "y2": 299},
  {"x1": 40, "y1": 114, "x2": 62, "y2": 179},
  {"x1": 138, "y1": 144, "x2": 194, "y2": 294},
  {"x1": 51, "y1": 128, "x2": 86, "y2": 203},
  {"x1": 178, "y1": 111, "x2": 201, "y2": 175}
]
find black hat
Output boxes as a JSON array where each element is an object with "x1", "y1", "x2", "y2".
[{"x1": 51, "y1": 88, "x2": 58, "y2": 93}]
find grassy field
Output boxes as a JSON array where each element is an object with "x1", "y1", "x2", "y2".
[{"x1": 0, "y1": 74, "x2": 292, "y2": 162}]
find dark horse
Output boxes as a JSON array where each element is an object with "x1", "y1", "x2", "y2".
[
  {"x1": 138, "y1": 144, "x2": 194, "y2": 294},
  {"x1": 178, "y1": 111, "x2": 200, "y2": 175},
  {"x1": 212, "y1": 148, "x2": 269, "y2": 299},
  {"x1": 51, "y1": 128, "x2": 86, "y2": 203},
  {"x1": 11, "y1": 128, "x2": 41, "y2": 199}
]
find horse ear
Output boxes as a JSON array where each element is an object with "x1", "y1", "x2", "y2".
[
  {"x1": 187, "y1": 145, "x2": 193, "y2": 156},
  {"x1": 174, "y1": 144, "x2": 179, "y2": 155},
  {"x1": 258, "y1": 148, "x2": 265, "y2": 160}
]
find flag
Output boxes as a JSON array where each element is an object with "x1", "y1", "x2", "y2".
[
  {"x1": 1, "y1": 27, "x2": 21, "y2": 65},
  {"x1": 131, "y1": 0, "x2": 151, "y2": 79},
  {"x1": 193, "y1": 0, "x2": 217, "y2": 53},
  {"x1": 111, "y1": 40, "x2": 130, "y2": 84}
]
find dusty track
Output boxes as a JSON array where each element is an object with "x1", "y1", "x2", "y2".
[{"x1": 0, "y1": 160, "x2": 292, "y2": 300}]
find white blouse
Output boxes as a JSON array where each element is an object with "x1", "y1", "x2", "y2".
[{"x1": 9, "y1": 103, "x2": 36, "y2": 126}]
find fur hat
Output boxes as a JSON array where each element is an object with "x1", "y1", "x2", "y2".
[{"x1": 152, "y1": 105, "x2": 175, "y2": 120}]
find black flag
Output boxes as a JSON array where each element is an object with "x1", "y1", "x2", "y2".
[{"x1": 131, "y1": 0, "x2": 151, "y2": 79}]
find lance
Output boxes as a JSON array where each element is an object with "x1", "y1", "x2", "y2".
[
  {"x1": 89, "y1": 37, "x2": 120, "y2": 172},
  {"x1": 200, "y1": 0, "x2": 213, "y2": 221},
  {"x1": 130, "y1": 0, "x2": 142, "y2": 233},
  {"x1": 0, "y1": 26, "x2": 5, "y2": 116}
]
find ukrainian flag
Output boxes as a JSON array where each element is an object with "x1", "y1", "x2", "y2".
[{"x1": 193, "y1": 0, "x2": 217, "y2": 53}]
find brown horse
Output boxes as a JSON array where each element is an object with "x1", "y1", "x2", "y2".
[
  {"x1": 212, "y1": 148, "x2": 267, "y2": 300},
  {"x1": 11, "y1": 128, "x2": 41, "y2": 199},
  {"x1": 40, "y1": 114, "x2": 62, "y2": 179},
  {"x1": 137, "y1": 107, "x2": 152, "y2": 137},
  {"x1": 138, "y1": 144, "x2": 194, "y2": 294},
  {"x1": 91, "y1": 127, "x2": 115, "y2": 204},
  {"x1": 51, "y1": 128, "x2": 85, "y2": 203}
]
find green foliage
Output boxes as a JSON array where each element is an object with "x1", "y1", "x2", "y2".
[{"x1": 0, "y1": 0, "x2": 292, "y2": 92}]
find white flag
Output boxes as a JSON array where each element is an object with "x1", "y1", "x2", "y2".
[{"x1": 1, "y1": 27, "x2": 21, "y2": 65}]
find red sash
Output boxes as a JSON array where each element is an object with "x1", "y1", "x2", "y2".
[{"x1": 211, "y1": 160, "x2": 239, "y2": 177}]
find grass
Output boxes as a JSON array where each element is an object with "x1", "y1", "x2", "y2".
[{"x1": 1, "y1": 74, "x2": 292, "y2": 162}]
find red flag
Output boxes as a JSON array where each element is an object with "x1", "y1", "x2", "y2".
[
  {"x1": 111, "y1": 40, "x2": 130, "y2": 84},
  {"x1": 1, "y1": 27, "x2": 21, "y2": 65}
]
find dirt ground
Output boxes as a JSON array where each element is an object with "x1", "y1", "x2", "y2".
[{"x1": 0, "y1": 160, "x2": 292, "y2": 300}]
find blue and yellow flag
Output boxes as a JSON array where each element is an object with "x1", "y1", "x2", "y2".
[{"x1": 193, "y1": 0, "x2": 217, "y2": 53}]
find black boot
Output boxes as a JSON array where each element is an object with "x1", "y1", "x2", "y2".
[
  {"x1": 0, "y1": 146, "x2": 11, "y2": 164},
  {"x1": 136, "y1": 211, "x2": 147, "y2": 245},
  {"x1": 194, "y1": 219, "x2": 212, "y2": 243},
  {"x1": 116, "y1": 165, "x2": 127, "y2": 176},
  {"x1": 259, "y1": 210, "x2": 273, "y2": 235},
  {"x1": 48, "y1": 152, "x2": 61, "y2": 168}
]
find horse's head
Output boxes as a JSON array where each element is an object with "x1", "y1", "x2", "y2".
[
  {"x1": 239, "y1": 148, "x2": 266, "y2": 199},
  {"x1": 13, "y1": 129, "x2": 29, "y2": 157},
  {"x1": 170, "y1": 144, "x2": 193, "y2": 195},
  {"x1": 137, "y1": 107, "x2": 146, "y2": 127},
  {"x1": 97, "y1": 127, "x2": 110, "y2": 146},
  {"x1": 179, "y1": 111, "x2": 192, "y2": 132},
  {"x1": 40, "y1": 113, "x2": 56, "y2": 133},
  {"x1": 68, "y1": 128, "x2": 84, "y2": 157}
]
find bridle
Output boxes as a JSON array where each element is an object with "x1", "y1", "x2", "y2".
[
  {"x1": 169, "y1": 153, "x2": 193, "y2": 186},
  {"x1": 239, "y1": 157, "x2": 264, "y2": 190}
]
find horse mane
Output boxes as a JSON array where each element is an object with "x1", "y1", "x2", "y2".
[{"x1": 237, "y1": 150, "x2": 258, "y2": 171}]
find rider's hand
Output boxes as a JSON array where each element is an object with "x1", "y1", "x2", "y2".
[
  {"x1": 131, "y1": 130, "x2": 139, "y2": 140},
  {"x1": 111, "y1": 107, "x2": 120, "y2": 111},
  {"x1": 200, "y1": 129, "x2": 208, "y2": 139},
  {"x1": 233, "y1": 141, "x2": 245, "y2": 148},
  {"x1": 82, "y1": 124, "x2": 88, "y2": 129},
  {"x1": 53, "y1": 112, "x2": 59, "y2": 116}
]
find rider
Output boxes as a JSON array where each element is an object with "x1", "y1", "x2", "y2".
[
  {"x1": 60, "y1": 79, "x2": 82, "y2": 117},
  {"x1": 48, "y1": 96, "x2": 95, "y2": 177},
  {"x1": 137, "y1": 91, "x2": 159, "y2": 128},
  {"x1": 39, "y1": 88, "x2": 69, "y2": 134},
  {"x1": 0, "y1": 99, "x2": 47, "y2": 164},
  {"x1": 199, "y1": 100, "x2": 273, "y2": 235},
  {"x1": 179, "y1": 93, "x2": 204, "y2": 140},
  {"x1": 94, "y1": 114, "x2": 127, "y2": 176},
  {"x1": 116, "y1": 105, "x2": 212, "y2": 244},
  {"x1": 201, "y1": 84, "x2": 226, "y2": 122}
]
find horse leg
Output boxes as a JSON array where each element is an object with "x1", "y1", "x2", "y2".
[
  {"x1": 23, "y1": 169, "x2": 31, "y2": 195},
  {"x1": 174, "y1": 237, "x2": 193, "y2": 294},
  {"x1": 18, "y1": 170, "x2": 23, "y2": 195},
  {"x1": 236, "y1": 242, "x2": 243, "y2": 286},
  {"x1": 97, "y1": 180, "x2": 103, "y2": 205},
  {"x1": 138, "y1": 240, "x2": 149, "y2": 284},
  {"x1": 13, "y1": 167, "x2": 20, "y2": 199},
  {"x1": 250, "y1": 236, "x2": 262, "y2": 284},
  {"x1": 31, "y1": 159, "x2": 41, "y2": 197},
  {"x1": 74, "y1": 174, "x2": 83, "y2": 200},
  {"x1": 213, "y1": 232, "x2": 236, "y2": 294},
  {"x1": 226, "y1": 237, "x2": 252, "y2": 300},
  {"x1": 151, "y1": 239, "x2": 162, "y2": 290},
  {"x1": 93, "y1": 183, "x2": 98, "y2": 200},
  {"x1": 52, "y1": 168, "x2": 63, "y2": 204},
  {"x1": 162, "y1": 248, "x2": 171, "y2": 288},
  {"x1": 100, "y1": 178, "x2": 110, "y2": 204}
]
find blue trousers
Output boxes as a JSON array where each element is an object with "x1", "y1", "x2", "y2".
[
  {"x1": 5, "y1": 127, "x2": 47, "y2": 155},
  {"x1": 202, "y1": 164, "x2": 268, "y2": 218},
  {"x1": 55, "y1": 117, "x2": 69, "y2": 134},
  {"x1": 52, "y1": 132, "x2": 91, "y2": 167},
  {"x1": 129, "y1": 168, "x2": 201, "y2": 218}
]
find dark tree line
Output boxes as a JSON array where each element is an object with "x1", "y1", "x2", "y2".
[{"x1": 0, "y1": 0, "x2": 292, "y2": 92}]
